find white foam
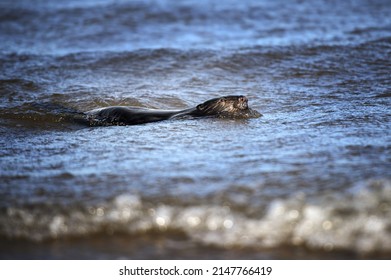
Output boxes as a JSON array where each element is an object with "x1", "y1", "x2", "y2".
[{"x1": 1, "y1": 180, "x2": 391, "y2": 254}]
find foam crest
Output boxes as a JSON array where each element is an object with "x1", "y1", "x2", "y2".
[{"x1": 1, "y1": 180, "x2": 390, "y2": 254}]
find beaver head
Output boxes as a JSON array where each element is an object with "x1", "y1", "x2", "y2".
[{"x1": 196, "y1": 95, "x2": 261, "y2": 118}]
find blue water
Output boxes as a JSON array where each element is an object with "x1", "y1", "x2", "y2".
[{"x1": 0, "y1": 0, "x2": 391, "y2": 259}]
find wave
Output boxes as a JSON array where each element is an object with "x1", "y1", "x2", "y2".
[
  {"x1": 2, "y1": 0, "x2": 390, "y2": 55},
  {"x1": 1, "y1": 179, "x2": 390, "y2": 254},
  {"x1": 1, "y1": 33, "x2": 390, "y2": 79}
]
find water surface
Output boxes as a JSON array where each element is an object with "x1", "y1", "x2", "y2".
[{"x1": 0, "y1": 0, "x2": 391, "y2": 259}]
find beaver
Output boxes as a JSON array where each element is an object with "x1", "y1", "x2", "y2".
[{"x1": 85, "y1": 95, "x2": 261, "y2": 126}]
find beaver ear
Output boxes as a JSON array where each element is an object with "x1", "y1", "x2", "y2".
[{"x1": 197, "y1": 104, "x2": 204, "y2": 111}]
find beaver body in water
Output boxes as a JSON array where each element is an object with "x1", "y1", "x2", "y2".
[{"x1": 85, "y1": 95, "x2": 261, "y2": 126}]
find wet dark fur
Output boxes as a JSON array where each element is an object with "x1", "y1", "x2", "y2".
[{"x1": 85, "y1": 95, "x2": 261, "y2": 126}]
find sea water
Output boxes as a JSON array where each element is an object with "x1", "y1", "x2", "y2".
[{"x1": 0, "y1": 0, "x2": 390, "y2": 259}]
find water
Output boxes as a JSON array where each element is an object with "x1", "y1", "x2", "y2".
[{"x1": 0, "y1": 0, "x2": 391, "y2": 259}]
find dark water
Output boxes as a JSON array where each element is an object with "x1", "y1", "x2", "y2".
[{"x1": 1, "y1": 0, "x2": 391, "y2": 259}]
